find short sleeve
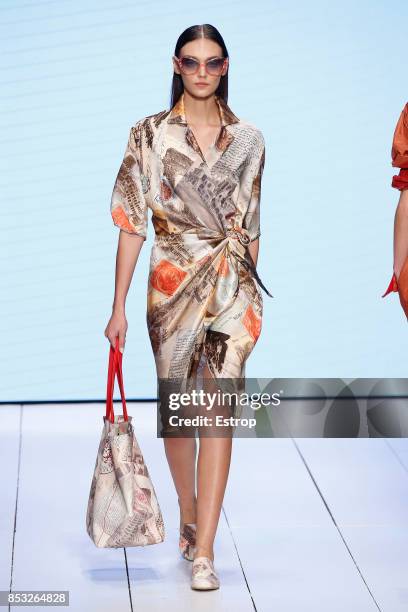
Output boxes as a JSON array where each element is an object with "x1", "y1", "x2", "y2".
[
  {"x1": 110, "y1": 123, "x2": 149, "y2": 239},
  {"x1": 242, "y1": 135, "x2": 265, "y2": 243},
  {"x1": 391, "y1": 102, "x2": 408, "y2": 191}
]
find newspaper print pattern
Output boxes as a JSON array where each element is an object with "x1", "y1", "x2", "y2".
[
  {"x1": 110, "y1": 92, "x2": 269, "y2": 413},
  {"x1": 86, "y1": 415, "x2": 165, "y2": 547}
]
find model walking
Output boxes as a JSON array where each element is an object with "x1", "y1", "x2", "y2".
[
  {"x1": 382, "y1": 102, "x2": 408, "y2": 316},
  {"x1": 105, "y1": 23, "x2": 272, "y2": 590}
]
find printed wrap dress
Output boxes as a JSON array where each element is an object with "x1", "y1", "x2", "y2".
[
  {"x1": 382, "y1": 102, "x2": 408, "y2": 311},
  {"x1": 110, "y1": 93, "x2": 272, "y2": 419}
]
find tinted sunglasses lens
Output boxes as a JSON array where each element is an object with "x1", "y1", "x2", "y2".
[
  {"x1": 179, "y1": 58, "x2": 198, "y2": 74},
  {"x1": 207, "y1": 58, "x2": 225, "y2": 75}
]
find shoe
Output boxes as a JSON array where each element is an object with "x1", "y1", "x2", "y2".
[
  {"x1": 191, "y1": 556, "x2": 220, "y2": 590},
  {"x1": 179, "y1": 522, "x2": 197, "y2": 561}
]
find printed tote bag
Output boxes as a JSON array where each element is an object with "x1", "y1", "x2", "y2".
[{"x1": 86, "y1": 337, "x2": 165, "y2": 548}]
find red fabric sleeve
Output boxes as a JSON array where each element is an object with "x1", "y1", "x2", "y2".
[
  {"x1": 391, "y1": 102, "x2": 408, "y2": 190},
  {"x1": 392, "y1": 168, "x2": 408, "y2": 191}
]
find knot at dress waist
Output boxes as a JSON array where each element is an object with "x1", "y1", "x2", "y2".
[
  {"x1": 156, "y1": 226, "x2": 273, "y2": 298},
  {"x1": 223, "y1": 226, "x2": 273, "y2": 298}
]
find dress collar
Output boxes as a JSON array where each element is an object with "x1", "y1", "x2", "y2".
[{"x1": 167, "y1": 91, "x2": 240, "y2": 126}]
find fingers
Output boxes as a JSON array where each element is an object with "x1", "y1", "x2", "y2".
[
  {"x1": 118, "y1": 330, "x2": 126, "y2": 353},
  {"x1": 108, "y1": 335, "x2": 125, "y2": 351},
  {"x1": 105, "y1": 330, "x2": 125, "y2": 352},
  {"x1": 104, "y1": 318, "x2": 126, "y2": 352}
]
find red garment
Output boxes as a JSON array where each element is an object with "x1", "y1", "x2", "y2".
[
  {"x1": 392, "y1": 168, "x2": 408, "y2": 191},
  {"x1": 382, "y1": 272, "x2": 398, "y2": 297},
  {"x1": 391, "y1": 102, "x2": 408, "y2": 169},
  {"x1": 390, "y1": 102, "x2": 408, "y2": 192},
  {"x1": 383, "y1": 103, "x2": 408, "y2": 300}
]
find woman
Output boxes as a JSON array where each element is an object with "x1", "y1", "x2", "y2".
[
  {"x1": 105, "y1": 24, "x2": 272, "y2": 591},
  {"x1": 382, "y1": 102, "x2": 408, "y2": 317}
]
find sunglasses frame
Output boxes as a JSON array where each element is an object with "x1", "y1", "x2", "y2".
[{"x1": 173, "y1": 54, "x2": 228, "y2": 76}]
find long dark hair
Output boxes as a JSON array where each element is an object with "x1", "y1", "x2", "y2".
[{"x1": 170, "y1": 24, "x2": 229, "y2": 109}]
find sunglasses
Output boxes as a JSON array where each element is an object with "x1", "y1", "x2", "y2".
[{"x1": 174, "y1": 55, "x2": 227, "y2": 76}]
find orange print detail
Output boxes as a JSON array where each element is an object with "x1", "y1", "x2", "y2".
[
  {"x1": 150, "y1": 259, "x2": 187, "y2": 296},
  {"x1": 215, "y1": 127, "x2": 234, "y2": 152},
  {"x1": 218, "y1": 255, "x2": 229, "y2": 276},
  {"x1": 111, "y1": 207, "x2": 135, "y2": 233},
  {"x1": 243, "y1": 304, "x2": 261, "y2": 341}
]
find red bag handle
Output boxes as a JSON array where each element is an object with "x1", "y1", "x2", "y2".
[{"x1": 105, "y1": 337, "x2": 129, "y2": 423}]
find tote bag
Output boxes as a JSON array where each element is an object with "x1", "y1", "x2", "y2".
[{"x1": 86, "y1": 337, "x2": 165, "y2": 548}]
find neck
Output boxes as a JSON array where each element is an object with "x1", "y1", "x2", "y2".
[{"x1": 182, "y1": 91, "x2": 221, "y2": 127}]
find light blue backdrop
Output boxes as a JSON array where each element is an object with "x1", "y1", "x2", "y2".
[{"x1": 1, "y1": 0, "x2": 407, "y2": 402}]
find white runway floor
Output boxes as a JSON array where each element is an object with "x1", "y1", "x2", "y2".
[{"x1": 1, "y1": 403, "x2": 408, "y2": 611}]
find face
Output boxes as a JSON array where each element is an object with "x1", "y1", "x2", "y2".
[{"x1": 172, "y1": 38, "x2": 229, "y2": 99}]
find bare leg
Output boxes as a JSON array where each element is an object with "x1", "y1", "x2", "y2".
[
  {"x1": 163, "y1": 436, "x2": 197, "y2": 524},
  {"x1": 195, "y1": 363, "x2": 233, "y2": 561}
]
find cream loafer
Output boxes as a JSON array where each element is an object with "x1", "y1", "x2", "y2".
[{"x1": 191, "y1": 556, "x2": 220, "y2": 590}]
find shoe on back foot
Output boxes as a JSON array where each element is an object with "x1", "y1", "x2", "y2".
[{"x1": 179, "y1": 523, "x2": 197, "y2": 561}]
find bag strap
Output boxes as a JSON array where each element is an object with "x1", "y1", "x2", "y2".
[{"x1": 105, "y1": 337, "x2": 129, "y2": 423}]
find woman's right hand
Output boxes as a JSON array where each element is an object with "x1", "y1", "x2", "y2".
[{"x1": 104, "y1": 309, "x2": 128, "y2": 353}]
